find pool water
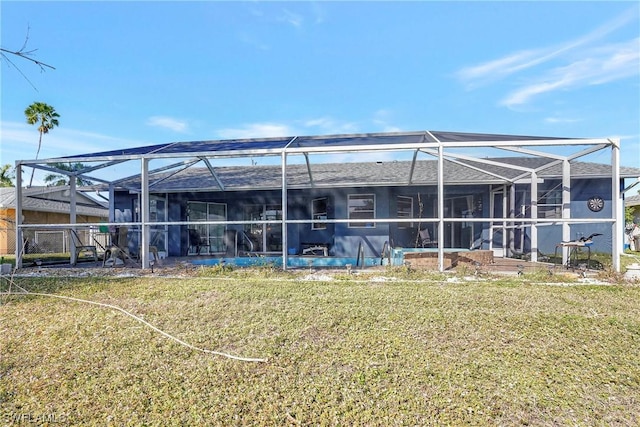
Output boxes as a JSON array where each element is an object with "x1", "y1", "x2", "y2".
[
  {"x1": 191, "y1": 256, "x2": 382, "y2": 268},
  {"x1": 191, "y1": 248, "x2": 466, "y2": 268}
]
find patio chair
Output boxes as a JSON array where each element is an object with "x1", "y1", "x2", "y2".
[
  {"x1": 70, "y1": 229, "x2": 98, "y2": 265},
  {"x1": 187, "y1": 228, "x2": 210, "y2": 255},
  {"x1": 103, "y1": 226, "x2": 132, "y2": 267},
  {"x1": 418, "y1": 228, "x2": 437, "y2": 248}
]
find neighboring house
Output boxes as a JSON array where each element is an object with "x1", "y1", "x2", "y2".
[
  {"x1": 625, "y1": 194, "x2": 640, "y2": 250},
  {"x1": 626, "y1": 194, "x2": 640, "y2": 224},
  {"x1": 0, "y1": 186, "x2": 108, "y2": 255},
  {"x1": 13, "y1": 130, "x2": 640, "y2": 270}
]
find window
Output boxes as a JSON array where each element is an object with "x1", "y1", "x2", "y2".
[
  {"x1": 348, "y1": 194, "x2": 375, "y2": 228},
  {"x1": 397, "y1": 196, "x2": 413, "y2": 228},
  {"x1": 538, "y1": 183, "x2": 562, "y2": 219},
  {"x1": 312, "y1": 197, "x2": 328, "y2": 230}
]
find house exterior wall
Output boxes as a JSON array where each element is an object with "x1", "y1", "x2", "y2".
[
  {"x1": 0, "y1": 208, "x2": 14, "y2": 255},
  {"x1": 111, "y1": 176, "x2": 620, "y2": 259},
  {"x1": 517, "y1": 177, "x2": 614, "y2": 255},
  {"x1": 114, "y1": 184, "x2": 492, "y2": 258}
]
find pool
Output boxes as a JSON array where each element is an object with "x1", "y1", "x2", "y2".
[
  {"x1": 191, "y1": 256, "x2": 382, "y2": 268},
  {"x1": 191, "y1": 248, "x2": 469, "y2": 269}
]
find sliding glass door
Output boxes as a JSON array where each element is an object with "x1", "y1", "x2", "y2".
[
  {"x1": 187, "y1": 202, "x2": 227, "y2": 254},
  {"x1": 243, "y1": 204, "x2": 282, "y2": 253}
]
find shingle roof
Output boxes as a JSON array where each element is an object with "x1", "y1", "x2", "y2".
[
  {"x1": 122, "y1": 158, "x2": 640, "y2": 193},
  {"x1": 626, "y1": 194, "x2": 640, "y2": 208},
  {"x1": 0, "y1": 187, "x2": 108, "y2": 216}
]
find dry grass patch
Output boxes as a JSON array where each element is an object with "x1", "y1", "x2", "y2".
[{"x1": 1, "y1": 273, "x2": 639, "y2": 426}]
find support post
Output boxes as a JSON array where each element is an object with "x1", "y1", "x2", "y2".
[
  {"x1": 70, "y1": 176, "x2": 78, "y2": 265},
  {"x1": 141, "y1": 158, "x2": 150, "y2": 269},
  {"x1": 108, "y1": 184, "x2": 115, "y2": 223},
  {"x1": 562, "y1": 160, "x2": 571, "y2": 265},
  {"x1": 282, "y1": 151, "x2": 288, "y2": 270},
  {"x1": 502, "y1": 184, "x2": 508, "y2": 257},
  {"x1": 437, "y1": 144, "x2": 445, "y2": 272},
  {"x1": 15, "y1": 163, "x2": 23, "y2": 269},
  {"x1": 509, "y1": 184, "x2": 516, "y2": 254},
  {"x1": 530, "y1": 171, "x2": 538, "y2": 263},
  {"x1": 612, "y1": 139, "x2": 621, "y2": 272}
]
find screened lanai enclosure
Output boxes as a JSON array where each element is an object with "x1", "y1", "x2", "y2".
[{"x1": 14, "y1": 130, "x2": 640, "y2": 272}]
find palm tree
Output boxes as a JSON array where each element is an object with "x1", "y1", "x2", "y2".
[
  {"x1": 0, "y1": 164, "x2": 14, "y2": 187},
  {"x1": 25, "y1": 101, "x2": 60, "y2": 187},
  {"x1": 44, "y1": 162, "x2": 93, "y2": 187}
]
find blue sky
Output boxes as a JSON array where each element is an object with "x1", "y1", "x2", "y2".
[{"x1": 1, "y1": 1, "x2": 639, "y2": 185}]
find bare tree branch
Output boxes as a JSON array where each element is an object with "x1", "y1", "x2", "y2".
[
  {"x1": 0, "y1": 26, "x2": 56, "y2": 89},
  {"x1": 0, "y1": 48, "x2": 56, "y2": 70},
  {"x1": 0, "y1": 51, "x2": 39, "y2": 91}
]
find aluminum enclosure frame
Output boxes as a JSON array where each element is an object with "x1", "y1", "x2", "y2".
[{"x1": 14, "y1": 130, "x2": 626, "y2": 272}]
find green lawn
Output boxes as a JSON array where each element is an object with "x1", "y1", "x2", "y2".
[{"x1": 1, "y1": 270, "x2": 639, "y2": 426}]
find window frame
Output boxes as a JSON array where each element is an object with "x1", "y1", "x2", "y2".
[
  {"x1": 311, "y1": 197, "x2": 328, "y2": 230},
  {"x1": 348, "y1": 193, "x2": 376, "y2": 228},
  {"x1": 537, "y1": 182, "x2": 562, "y2": 219},
  {"x1": 396, "y1": 195, "x2": 413, "y2": 229}
]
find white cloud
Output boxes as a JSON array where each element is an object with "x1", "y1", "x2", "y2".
[
  {"x1": 214, "y1": 110, "x2": 406, "y2": 141},
  {"x1": 372, "y1": 109, "x2": 403, "y2": 133},
  {"x1": 245, "y1": 2, "x2": 326, "y2": 30},
  {"x1": 589, "y1": 38, "x2": 640, "y2": 84},
  {"x1": 216, "y1": 118, "x2": 362, "y2": 140},
  {"x1": 0, "y1": 121, "x2": 151, "y2": 185},
  {"x1": 310, "y1": 1, "x2": 326, "y2": 24},
  {"x1": 456, "y1": 6, "x2": 640, "y2": 107},
  {"x1": 620, "y1": 134, "x2": 640, "y2": 168},
  {"x1": 215, "y1": 123, "x2": 294, "y2": 139},
  {"x1": 459, "y1": 6, "x2": 637, "y2": 85},
  {"x1": 501, "y1": 38, "x2": 640, "y2": 107},
  {"x1": 457, "y1": 49, "x2": 549, "y2": 88},
  {"x1": 303, "y1": 117, "x2": 333, "y2": 128},
  {"x1": 1, "y1": 121, "x2": 149, "y2": 164},
  {"x1": 279, "y1": 8, "x2": 303, "y2": 28},
  {"x1": 544, "y1": 116, "x2": 582, "y2": 124},
  {"x1": 301, "y1": 117, "x2": 359, "y2": 135},
  {"x1": 237, "y1": 32, "x2": 270, "y2": 51},
  {"x1": 146, "y1": 116, "x2": 189, "y2": 132}
]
